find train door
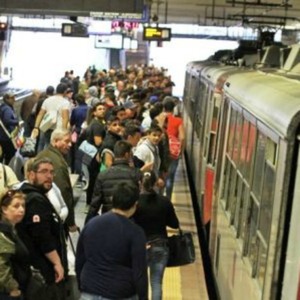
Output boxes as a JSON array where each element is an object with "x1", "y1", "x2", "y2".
[
  {"x1": 201, "y1": 91, "x2": 222, "y2": 239},
  {"x1": 193, "y1": 81, "x2": 209, "y2": 199},
  {"x1": 215, "y1": 102, "x2": 284, "y2": 299},
  {"x1": 184, "y1": 73, "x2": 199, "y2": 173},
  {"x1": 209, "y1": 95, "x2": 230, "y2": 261}
]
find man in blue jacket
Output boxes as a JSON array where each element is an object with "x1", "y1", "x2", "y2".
[
  {"x1": 76, "y1": 182, "x2": 148, "y2": 300},
  {"x1": 0, "y1": 93, "x2": 19, "y2": 164}
]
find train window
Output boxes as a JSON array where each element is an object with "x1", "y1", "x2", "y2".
[
  {"x1": 239, "y1": 119, "x2": 250, "y2": 173},
  {"x1": 265, "y1": 138, "x2": 277, "y2": 166},
  {"x1": 244, "y1": 194, "x2": 259, "y2": 265},
  {"x1": 232, "y1": 174, "x2": 243, "y2": 229},
  {"x1": 207, "y1": 95, "x2": 220, "y2": 165},
  {"x1": 244, "y1": 123, "x2": 257, "y2": 181},
  {"x1": 232, "y1": 112, "x2": 243, "y2": 164},
  {"x1": 227, "y1": 167, "x2": 238, "y2": 215},
  {"x1": 221, "y1": 157, "x2": 230, "y2": 202},
  {"x1": 252, "y1": 132, "x2": 266, "y2": 200},
  {"x1": 227, "y1": 108, "x2": 237, "y2": 157},
  {"x1": 237, "y1": 184, "x2": 250, "y2": 240},
  {"x1": 258, "y1": 163, "x2": 275, "y2": 242},
  {"x1": 215, "y1": 100, "x2": 230, "y2": 191}
]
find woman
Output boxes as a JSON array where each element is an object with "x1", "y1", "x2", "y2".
[
  {"x1": 133, "y1": 171, "x2": 180, "y2": 300},
  {"x1": 0, "y1": 190, "x2": 31, "y2": 299}
]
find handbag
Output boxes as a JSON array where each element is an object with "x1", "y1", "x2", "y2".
[
  {"x1": 39, "y1": 111, "x2": 57, "y2": 133},
  {"x1": 25, "y1": 267, "x2": 47, "y2": 300},
  {"x1": 167, "y1": 230, "x2": 195, "y2": 267},
  {"x1": 20, "y1": 137, "x2": 37, "y2": 157},
  {"x1": 79, "y1": 140, "x2": 98, "y2": 165}
]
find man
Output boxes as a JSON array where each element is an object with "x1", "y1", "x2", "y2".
[
  {"x1": 163, "y1": 97, "x2": 185, "y2": 199},
  {"x1": 85, "y1": 140, "x2": 142, "y2": 223},
  {"x1": 32, "y1": 83, "x2": 70, "y2": 147},
  {"x1": 133, "y1": 124, "x2": 164, "y2": 189},
  {"x1": 35, "y1": 128, "x2": 77, "y2": 231},
  {"x1": 123, "y1": 124, "x2": 142, "y2": 149},
  {"x1": 76, "y1": 182, "x2": 148, "y2": 300},
  {"x1": 16, "y1": 157, "x2": 68, "y2": 300},
  {"x1": 0, "y1": 93, "x2": 19, "y2": 164}
]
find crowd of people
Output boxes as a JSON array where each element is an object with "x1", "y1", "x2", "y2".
[{"x1": 0, "y1": 64, "x2": 185, "y2": 300}]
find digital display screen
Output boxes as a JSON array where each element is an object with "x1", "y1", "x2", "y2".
[
  {"x1": 95, "y1": 34, "x2": 123, "y2": 49},
  {"x1": 143, "y1": 27, "x2": 171, "y2": 41},
  {"x1": 62, "y1": 23, "x2": 89, "y2": 37}
]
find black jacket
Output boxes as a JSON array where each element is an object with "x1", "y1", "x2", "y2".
[
  {"x1": 133, "y1": 191, "x2": 179, "y2": 240},
  {"x1": 16, "y1": 183, "x2": 68, "y2": 284},
  {"x1": 85, "y1": 159, "x2": 142, "y2": 224}
]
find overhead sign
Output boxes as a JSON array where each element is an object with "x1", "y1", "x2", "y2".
[
  {"x1": 62, "y1": 23, "x2": 89, "y2": 38},
  {"x1": 143, "y1": 27, "x2": 172, "y2": 41}
]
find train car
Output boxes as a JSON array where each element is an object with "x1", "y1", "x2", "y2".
[
  {"x1": 185, "y1": 69, "x2": 300, "y2": 298},
  {"x1": 184, "y1": 44, "x2": 300, "y2": 299}
]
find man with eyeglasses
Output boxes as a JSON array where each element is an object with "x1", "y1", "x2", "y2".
[
  {"x1": 16, "y1": 157, "x2": 68, "y2": 300},
  {"x1": 35, "y1": 128, "x2": 78, "y2": 232}
]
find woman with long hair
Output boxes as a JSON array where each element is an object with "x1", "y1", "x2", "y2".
[{"x1": 133, "y1": 171, "x2": 179, "y2": 300}]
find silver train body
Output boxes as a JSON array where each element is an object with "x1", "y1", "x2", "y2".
[{"x1": 183, "y1": 45, "x2": 300, "y2": 299}]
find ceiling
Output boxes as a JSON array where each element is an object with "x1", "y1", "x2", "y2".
[{"x1": 148, "y1": 0, "x2": 300, "y2": 29}]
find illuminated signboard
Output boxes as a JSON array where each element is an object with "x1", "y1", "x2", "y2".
[{"x1": 143, "y1": 27, "x2": 171, "y2": 41}]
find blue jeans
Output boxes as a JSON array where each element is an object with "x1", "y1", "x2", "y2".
[
  {"x1": 165, "y1": 158, "x2": 179, "y2": 199},
  {"x1": 147, "y1": 243, "x2": 169, "y2": 300},
  {"x1": 80, "y1": 292, "x2": 138, "y2": 300}
]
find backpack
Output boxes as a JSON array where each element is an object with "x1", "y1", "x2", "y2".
[{"x1": 168, "y1": 135, "x2": 181, "y2": 160}]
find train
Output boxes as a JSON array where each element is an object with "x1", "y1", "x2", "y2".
[{"x1": 183, "y1": 43, "x2": 300, "y2": 299}]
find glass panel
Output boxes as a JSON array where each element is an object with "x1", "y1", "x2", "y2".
[
  {"x1": 245, "y1": 123, "x2": 257, "y2": 181},
  {"x1": 257, "y1": 241, "x2": 268, "y2": 288},
  {"x1": 228, "y1": 168, "x2": 238, "y2": 216},
  {"x1": 252, "y1": 132, "x2": 266, "y2": 200},
  {"x1": 211, "y1": 102, "x2": 219, "y2": 132},
  {"x1": 227, "y1": 108, "x2": 237, "y2": 157},
  {"x1": 232, "y1": 112, "x2": 243, "y2": 164},
  {"x1": 259, "y1": 164, "x2": 275, "y2": 242},
  {"x1": 244, "y1": 195, "x2": 259, "y2": 262},
  {"x1": 221, "y1": 157, "x2": 229, "y2": 201},
  {"x1": 265, "y1": 138, "x2": 277, "y2": 166},
  {"x1": 225, "y1": 163, "x2": 235, "y2": 211},
  {"x1": 237, "y1": 185, "x2": 249, "y2": 240},
  {"x1": 239, "y1": 119, "x2": 250, "y2": 174},
  {"x1": 208, "y1": 133, "x2": 216, "y2": 164},
  {"x1": 233, "y1": 175, "x2": 243, "y2": 228}
]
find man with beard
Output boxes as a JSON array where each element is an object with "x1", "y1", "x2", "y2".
[{"x1": 16, "y1": 157, "x2": 68, "y2": 300}]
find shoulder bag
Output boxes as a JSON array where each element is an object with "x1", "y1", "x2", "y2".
[
  {"x1": 167, "y1": 229, "x2": 195, "y2": 267},
  {"x1": 0, "y1": 119, "x2": 18, "y2": 149},
  {"x1": 78, "y1": 140, "x2": 98, "y2": 165},
  {"x1": 39, "y1": 111, "x2": 57, "y2": 133}
]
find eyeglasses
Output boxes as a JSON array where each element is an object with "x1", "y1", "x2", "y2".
[
  {"x1": 3, "y1": 190, "x2": 18, "y2": 199},
  {"x1": 35, "y1": 169, "x2": 55, "y2": 176}
]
